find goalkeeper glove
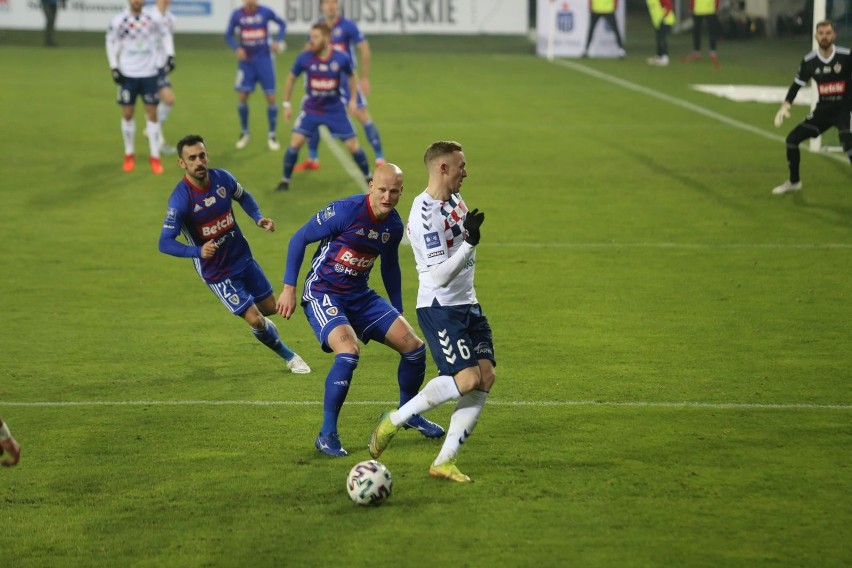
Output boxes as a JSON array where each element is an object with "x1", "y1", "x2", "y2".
[
  {"x1": 463, "y1": 208, "x2": 485, "y2": 246},
  {"x1": 774, "y1": 101, "x2": 791, "y2": 128},
  {"x1": 165, "y1": 56, "x2": 175, "y2": 73},
  {"x1": 111, "y1": 69, "x2": 124, "y2": 85}
]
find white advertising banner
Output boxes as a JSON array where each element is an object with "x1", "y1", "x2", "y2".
[
  {"x1": 535, "y1": 0, "x2": 626, "y2": 58},
  {"x1": 0, "y1": 0, "x2": 527, "y2": 34}
]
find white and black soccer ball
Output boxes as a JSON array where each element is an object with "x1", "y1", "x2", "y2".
[{"x1": 346, "y1": 459, "x2": 393, "y2": 506}]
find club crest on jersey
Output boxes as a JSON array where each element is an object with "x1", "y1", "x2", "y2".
[
  {"x1": 382, "y1": 232, "x2": 390, "y2": 243},
  {"x1": 835, "y1": 62, "x2": 842, "y2": 73},
  {"x1": 326, "y1": 307, "x2": 338, "y2": 316},
  {"x1": 228, "y1": 295, "x2": 239, "y2": 305},
  {"x1": 424, "y1": 232, "x2": 440, "y2": 249},
  {"x1": 216, "y1": 187, "x2": 227, "y2": 199}
]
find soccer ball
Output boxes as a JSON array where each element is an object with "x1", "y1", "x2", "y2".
[{"x1": 346, "y1": 460, "x2": 393, "y2": 506}]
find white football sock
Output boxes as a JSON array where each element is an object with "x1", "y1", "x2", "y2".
[
  {"x1": 433, "y1": 389, "x2": 488, "y2": 466},
  {"x1": 146, "y1": 120, "x2": 162, "y2": 158},
  {"x1": 157, "y1": 102, "x2": 172, "y2": 124},
  {"x1": 121, "y1": 118, "x2": 135, "y2": 155},
  {"x1": 390, "y1": 374, "x2": 460, "y2": 426}
]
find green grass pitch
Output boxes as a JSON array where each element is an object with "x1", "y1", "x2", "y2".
[{"x1": 1, "y1": 16, "x2": 851, "y2": 567}]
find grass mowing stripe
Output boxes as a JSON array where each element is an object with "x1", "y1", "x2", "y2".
[
  {"x1": 551, "y1": 58, "x2": 850, "y2": 164},
  {"x1": 4, "y1": 400, "x2": 850, "y2": 409}
]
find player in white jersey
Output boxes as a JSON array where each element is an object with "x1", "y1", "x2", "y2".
[
  {"x1": 370, "y1": 140, "x2": 495, "y2": 483},
  {"x1": 106, "y1": 0, "x2": 174, "y2": 174},
  {"x1": 145, "y1": 0, "x2": 177, "y2": 155}
]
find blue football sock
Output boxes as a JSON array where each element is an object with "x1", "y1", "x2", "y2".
[
  {"x1": 238, "y1": 102, "x2": 249, "y2": 133},
  {"x1": 352, "y1": 148, "x2": 370, "y2": 177},
  {"x1": 283, "y1": 147, "x2": 299, "y2": 179},
  {"x1": 307, "y1": 130, "x2": 320, "y2": 161},
  {"x1": 321, "y1": 353, "x2": 359, "y2": 435},
  {"x1": 267, "y1": 104, "x2": 278, "y2": 136},
  {"x1": 251, "y1": 318, "x2": 295, "y2": 361},
  {"x1": 398, "y1": 344, "x2": 426, "y2": 406},
  {"x1": 363, "y1": 122, "x2": 383, "y2": 159}
]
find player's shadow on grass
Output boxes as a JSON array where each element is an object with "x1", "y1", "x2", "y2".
[
  {"x1": 613, "y1": 142, "x2": 750, "y2": 213},
  {"x1": 784, "y1": 160, "x2": 852, "y2": 229}
]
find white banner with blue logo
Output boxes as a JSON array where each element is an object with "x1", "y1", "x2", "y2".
[{"x1": 536, "y1": 0, "x2": 627, "y2": 59}]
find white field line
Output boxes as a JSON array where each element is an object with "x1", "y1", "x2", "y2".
[
  {"x1": 3, "y1": 400, "x2": 850, "y2": 410},
  {"x1": 484, "y1": 242, "x2": 852, "y2": 249},
  {"x1": 549, "y1": 59, "x2": 850, "y2": 164}
]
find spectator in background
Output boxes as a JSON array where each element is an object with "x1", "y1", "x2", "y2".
[
  {"x1": 0, "y1": 417, "x2": 21, "y2": 467},
  {"x1": 683, "y1": 0, "x2": 720, "y2": 67},
  {"x1": 581, "y1": 0, "x2": 626, "y2": 59},
  {"x1": 646, "y1": 0, "x2": 675, "y2": 66},
  {"x1": 41, "y1": 0, "x2": 65, "y2": 47},
  {"x1": 225, "y1": 0, "x2": 287, "y2": 152}
]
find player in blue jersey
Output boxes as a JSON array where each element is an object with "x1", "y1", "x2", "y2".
[
  {"x1": 158, "y1": 134, "x2": 311, "y2": 375},
  {"x1": 0, "y1": 416, "x2": 21, "y2": 467},
  {"x1": 275, "y1": 163, "x2": 445, "y2": 457},
  {"x1": 370, "y1": 141, "x2": 494, "y2": 483},
  {"x1": 225, "y1": 0, "x2": 287, "y2": 152},
  {"x1": 275, "y1": 22, "x2": 371, "y2": 192},
  {"x1": 294, "y1": 0, "x2": 385, "y2": 173}
]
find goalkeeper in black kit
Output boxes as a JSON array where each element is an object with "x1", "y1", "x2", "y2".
[{"x1": 772, "y1": 20, "x2": 852, "y2": 195}]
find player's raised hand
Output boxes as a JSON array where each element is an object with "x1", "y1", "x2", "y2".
[
  {"x1": 276, "y1": 285, "x2": 297, "y2": 319},
  {"x1": 463, "y1": 208, "x2": 485, "y2": 246},
  {"x1": 774, "y1": 101, "x2": 791, "y2": 128},
  {"x1": 200, "y1": 241, "x2": 219, "y2": 259},
  {"x1": 258, "y1": 217, "x2": 275, "y2": 233}
]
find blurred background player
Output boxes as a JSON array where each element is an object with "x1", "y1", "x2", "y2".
[
  {"x1": 106, "y1": 0, "x2": 174, "y2": 174},
  {"x1": 581, "y1": 0, "x2": 626, "y2": 59},
  {"x1": 294, "y1": 0, "x2": 385, "y2": 172},
  {"x1": 682, "y1": 0, "x2": 720, "y2": 67},
  {"x1": 158, "y1": 134, "x2": 310, "y2": 375},
  {"x1": 772, "y1": 20, "x2": 852, "y2": 195},
  {"x1": 147, "y1": 0, "x2": 177, "y2": 156},
  {"x1": 225, "y1": 0, "x2": 287, "y2": 152},
  {"x1": 646, "y1": 0, "x2": 675, "y2": 66},
  {"x1": 40, "y1": 0, "x2": 65, "y2": 47},
  {"x1": 276, "y1": 163, "x2": 444, "y2": 457},
  {"x1": 276, "y1": 22, "x2": 371, "y2": 191},
  {"x1": 0, "y1": 416, "x2": 21, "y2": 467},
  {"x1": 370, "y1": 141, "x2": 494, "y2": 484}
]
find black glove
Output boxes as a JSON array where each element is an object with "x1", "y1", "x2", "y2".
[
  {"x1": 111, "y1": 69, "x2": 124, "y2": 84},
  {"x1": 165, "y1": 56, "x2": 175, "y2": 73},
  {"x1": 463, "y1": 208, "x2": 485, "y2": 246}
]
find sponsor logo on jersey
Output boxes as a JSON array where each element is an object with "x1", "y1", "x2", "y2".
[
  {"x1": 335, "y1": 247, "x2": 377, "y2": 272},
  {"x1": 818, "y1": 81, "x2": 846, "y2": 95},
  {"x1": 474, "y1": 342, "x2": 494, "y2": 358},
  {"x1": 310, "y1": 77, "x2": 338, "y2": 91},
  {"x1": 427, "y1": 250, "x2": 445, "y2": 259},
  {"x1": 165, "y1": 207, "x2": 177, "y2": 224},
  {"x1": 424, "y1": 232, "x2": 441, "y2": 249},
  {"x1": 368, "y1": 229, "x2": 379, "y2": 240},
  {"x1": 204, "y1": 196, "x2": 216, "y2": 207},
  {"x1": 241, "y1": 28, "x2": 267, "y2": 42},
  {"x1": 356, "y1": 228, "x2": 365, "y2": 236},
  {"x1": 193, "y1": 204, "x2": 202, "y2": 212},
  {"x1": 201, "y1": 211, "x2": 235, "y2": 238}
]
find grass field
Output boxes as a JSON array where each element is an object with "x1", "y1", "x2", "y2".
[{"x1": 1, "y1": 14, "x2": 852, "y2": 567}]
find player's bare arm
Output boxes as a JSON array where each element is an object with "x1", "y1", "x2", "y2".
[
  {"x1": 357, "y1": 40, "x2": 371, "y2": 94},
  {"x1": 282, "y1": 73, "x2": 296, "y2": 120}
]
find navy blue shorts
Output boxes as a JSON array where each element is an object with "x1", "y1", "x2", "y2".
[
  {"x1": 235, "y1": 56, "x2": 276, "y2": 94},
  {"x1": 417, "y1": 303, "x2": 496, "y2": 376},
  {"x1": 303, "y1": 288, "x2": 399, "y2": 352},
  {"x1": 206, "y1": 259, "x2": 273, "y2": 316},
  {"x1": 292, "y1": 108, "x2": 357, "y2": 141},
  {"x1": 116, "y1": 75, "x2": 160, "y2": 106}
]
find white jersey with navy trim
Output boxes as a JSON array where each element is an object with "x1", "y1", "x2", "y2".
[
  {"x1": 106, "y1": 8, "x2": 171, "y2": 78},
  {"x1": 407, "y1": 189, "x2": 477, "y2": 308}
]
